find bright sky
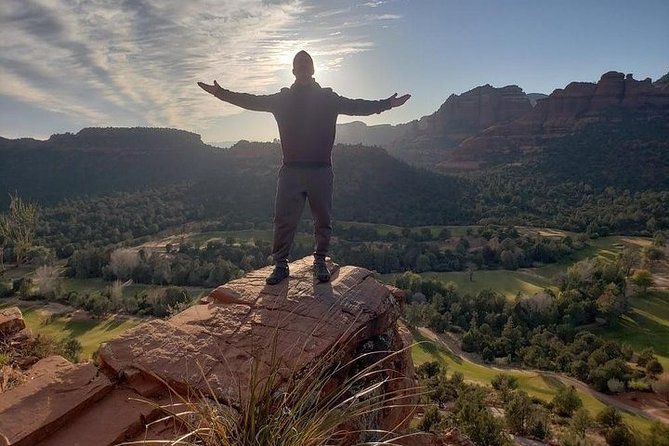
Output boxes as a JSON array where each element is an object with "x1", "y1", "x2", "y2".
[{"x1": 1, "y1": 0, "x2": 667, "y2": 142}]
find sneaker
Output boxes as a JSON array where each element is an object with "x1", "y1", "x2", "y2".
[
  {"x1": 313, "y1": 261, "x2": 331, "y2": 283},
  {"x1": 266, "y1": 264, "x2": 289, "y2": 285}
]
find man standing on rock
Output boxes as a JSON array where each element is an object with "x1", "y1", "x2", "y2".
[{"x1": 198, "y1": 51, "x2": 410, "y2": 285}]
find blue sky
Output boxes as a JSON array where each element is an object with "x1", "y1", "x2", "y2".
[{"x1": 1, "y1": 0, "x2": 667, "y2": 142}]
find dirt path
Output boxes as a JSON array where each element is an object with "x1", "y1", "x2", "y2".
[{"x1": 418, "y1": 327, "x2": 669, "y2": 424}]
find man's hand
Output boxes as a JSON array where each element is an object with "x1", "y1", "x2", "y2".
[
  {"x1": 198, "y1": 80, "x2": 223, "y2": 97},
  {"x1": 387, "y1": 93, "x2": 411, "y2": 108}
]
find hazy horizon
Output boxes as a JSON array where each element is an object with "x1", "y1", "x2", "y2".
[{"x1": 1, "y1": 0, "x2": 667, "y2": 142}]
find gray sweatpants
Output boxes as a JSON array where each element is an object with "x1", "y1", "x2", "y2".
[{"x1": 271, "y1": 165, "x2": 334, "y2": 264}]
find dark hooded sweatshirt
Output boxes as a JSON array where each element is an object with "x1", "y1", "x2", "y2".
[{"x1": 216, "y1": 80, "x2": 391, "y2": 166}]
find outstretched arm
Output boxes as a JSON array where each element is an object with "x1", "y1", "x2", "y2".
[
  {"x1": 336, "y1": 92, "x2": 411, "y2": 116},
  {"x1": 198, "y1": 80, "x2": 281, "y2": 112}
]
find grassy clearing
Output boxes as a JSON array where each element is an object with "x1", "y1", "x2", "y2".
[
  {"x1": 0, "y1": 265, "x2": 36, "y2": 281},
  {"x1": 382, "y1": 235, "x2": 654, "y2": 300},
  {"x1": 410, "y1": 328, "x2": 652, "y2": 433},
  {"x1": 2, "y1": 275, "x2": 211, "y2": 360},
  {"x1": 412, "y1": 328, "x2": 567, "y2": 401},
  {"x1": 594, "y1": 290, "x2": 669, "y2": 371},
  {"x1": 382, "y1": 269, "x2": 554, "y2": 299},
  {"x1": 1, "y1": 302, "x2": 142, "y2": 360},
  {"x1": 60, "y1": 277, "x2": 210, "y2": 300},
  {"x1": 336, "y1": 221, "x2": 479, "y2": 237},
  {"x1": 186, "y1": 229, "x2": 314, "y2": 246}
]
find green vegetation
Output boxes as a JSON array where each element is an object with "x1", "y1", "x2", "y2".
[
  {"x1": 0, "y1": 194, "x2": 39, "y2": 266},
  {"x1": 594, "y1": 291, "x2": 669, "y2": 370},
  {"x1": 389, "y1": 269, "x2": 551, "y2": 299},
  {"x1": 7, "y1": 303, "x2": 141, "y2": 359},
  {"x1": 410, "y1": 328, "x2": 653, "y2": 434}
]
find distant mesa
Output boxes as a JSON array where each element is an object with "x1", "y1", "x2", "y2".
[
  {"x1": 444, "y1": 71, "x2": 669, "y2": 170},
  {"x1": 337, "y1": 83, "x2": 533, "y2": 167},
  {"x1": 47, "y1": 127, "x2": 206, "y2": 152}
]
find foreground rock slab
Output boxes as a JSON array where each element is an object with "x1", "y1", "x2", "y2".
[
  {"x1": 98, "y1": 257, "x2": 405, "y2": 405},
  {"x1": 0, "y1": 359, "x2": 112, "y2": 446}
]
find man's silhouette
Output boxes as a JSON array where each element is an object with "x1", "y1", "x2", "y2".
[{"x1": 198, "y1": 51, "x2": 410, "y2": 285}]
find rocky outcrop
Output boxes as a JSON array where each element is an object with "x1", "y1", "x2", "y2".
[
  {"x1": 0, "y1": 307, "x2": 25, "y2": 337},
  {"x1": 339, "y1": 71, "x2": 669, "y2": 171},
  {"x1": 0, "y1": 359, "x2": 112, "y2": 446},
  {"x1": 0, "y1": 258, "x2": 419, "y2": 445},
  {"x1": 432, "y1": 85, "x2": 532, "y2": 134},
  {"x1": 443, "y1": 71, "x2": 669, "y2": 170},
  {"x1": 336, "y1": 85, "x2": 532, "y2": 167}
]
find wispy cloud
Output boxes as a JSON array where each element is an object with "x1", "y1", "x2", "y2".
[{"x1": 0, "y1": 0, "x2": 402, "y2": 137}]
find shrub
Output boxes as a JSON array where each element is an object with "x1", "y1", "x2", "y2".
[
  {"x1": 416, "y1": 361, "x2": 442, "y2": 379},
  {"x1": 607, "y1": 378, "x2": 625, "y2": 393},
  {"x1": 552, "y1": 386, "x2": 582, "y2": 417},
  {"x1": 62, "y1": 337, "x2": 82, "y2": 363},
  {"x1": 646, "y1": 359, "x2": 664, "y2": 377},
  {"x1": 0, "y1": 281, "x2": 12, "y2": 298},
  {"x1": 569, "y1": 407, "x2": 592, "y2": 438},
  {"x1": 417, "y1": 405, "x2": 442, "y2": 432},
  {"x1": 605, "y1": 425, "x2": 634, "y2": 446},
  {"x1": 597, "y1": 407, "x2": 623, "y2": 428},
  {"x1": 527, "y1": 406, "x2": 551, "y2": 440},
  {"x1": 627, "y1": 379, "x2": 652, "y2": 392}
]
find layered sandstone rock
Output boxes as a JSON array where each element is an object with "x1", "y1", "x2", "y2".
[
  {"x1": 444, "y1": 71, "x2": 669, "y2": 169},
  {"x1": 336, "y1": 84, "x2": 532, "y2": 167},
  {"x1": 0, "y1": 359, "x2": 112, "y2": 446},
  {"x1": 0, "y1": 258, "x2": 420, "y2": 445}
]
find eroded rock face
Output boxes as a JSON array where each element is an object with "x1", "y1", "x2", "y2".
[
  {"x1": 445, "y1": 71, "x2": 669, "y2": 168},
  {"x1": 336, "y1": 84, "x2": 532, "y2": 167}
]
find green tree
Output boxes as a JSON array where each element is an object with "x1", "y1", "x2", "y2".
[
  {"x1": 570, "y1": 407, "x2": 592, "y2": 438},
  {"x1": 636, "y1": 347, "x2": 656, "y2": 367},
  {"x1": 504, "y1": 390, "x2": 533, "y2": 435},
  {"x1": 552, "y1": 386, "x2": 582, "y2": 417},
  {"x1": 491, "y1": 373, "x2": 519, "y2": 395},
  {"x1": 453, "y1": 387, "x2": 508, "y2": 446},
  {"x1": 630, "y1": 269, "x2": 653, "y2": 293},
  {"x1": 416, "y1": 361, "x2": 442, "y2": 379},
  {"x1": 417, "y1": 405, "x2": 442, "y2": 432},
  {"x1": 605, "y1": 425, "x2": 634, "y2": 446},
  {"x1": 62, "y1": 337, "x2": 82, "y2": 363},
  {"x1": 0, "y1": 194, "x2": 39, "y2": 266},
  {"x1": 596, "y1": 407, "x2": 622, "y2": 428},
  {"x1": 646, "y1": 359, "x2": 664, "y2": 377}
]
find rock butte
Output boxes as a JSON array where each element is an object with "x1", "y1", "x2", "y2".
[{"x1": 0, "y1": 257, "x2": 466, "y2": 445}]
